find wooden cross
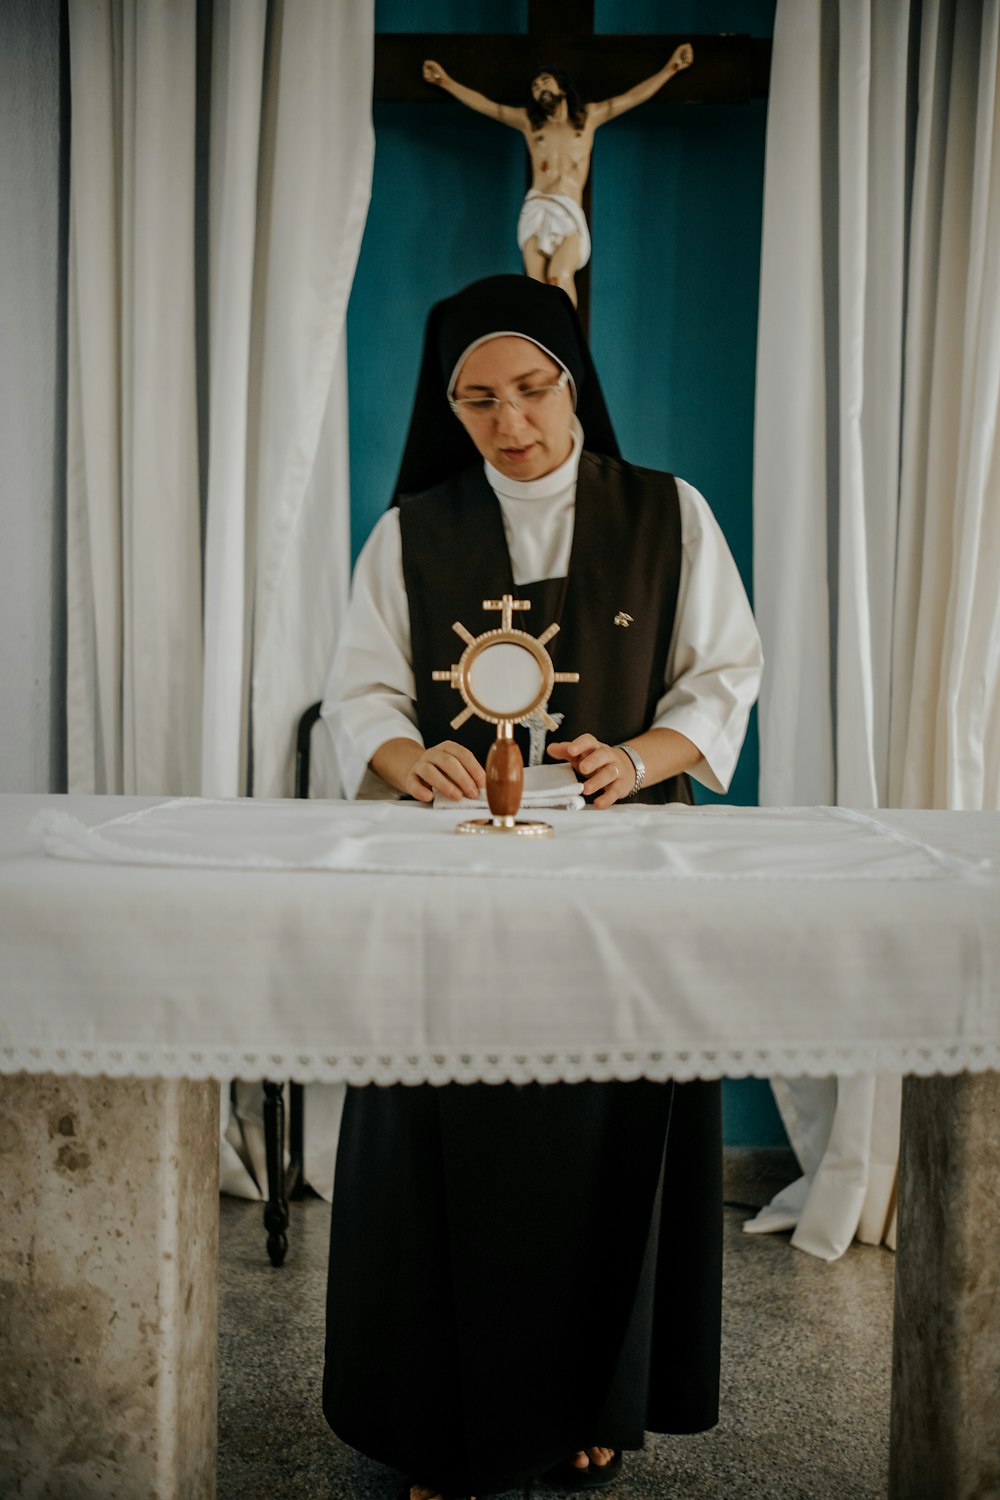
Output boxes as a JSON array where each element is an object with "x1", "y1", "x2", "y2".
[{"x1": 373, "y1": 0, "x2": 772, "y2": 327}]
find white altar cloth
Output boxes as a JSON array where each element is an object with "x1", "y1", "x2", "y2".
[{"x1": 2, "y1": 794, "x2": 998, "y2": 1086}]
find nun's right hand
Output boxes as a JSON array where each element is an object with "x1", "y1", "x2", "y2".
[{"x1": 406, "y1": 741, "x2": 486, "y2": 803}]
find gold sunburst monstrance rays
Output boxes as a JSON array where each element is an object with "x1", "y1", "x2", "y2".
[
  {"x1": 431, "y1": 593, "x2": 580, "y2": 835},
  {"x1": 432, "y1": 594, "x2": 579, "y2": 731}
]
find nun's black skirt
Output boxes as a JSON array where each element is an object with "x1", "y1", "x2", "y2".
[{"x1": 323, "y1": 1077, "x2": 721, "y2": 1496}]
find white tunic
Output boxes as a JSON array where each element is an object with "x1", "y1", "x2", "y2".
[{"x1": 323, "y1": 429, "x2": 764, "y2": 799}]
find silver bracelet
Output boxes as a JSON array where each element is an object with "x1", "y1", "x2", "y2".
[{"x1": 617, "y1": 742, "x2": 645, "y2": 798}]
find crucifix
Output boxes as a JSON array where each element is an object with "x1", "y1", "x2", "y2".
[
  {"x1": 422, "y1": 44, "x2": 695, "y2": 310},
  {"x1": 373, "y1": 0, "x2": 772, "y2": 329}
]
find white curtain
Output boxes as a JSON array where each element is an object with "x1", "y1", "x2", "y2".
[
  {"x1": 67, "y1": 0, "x2": 375, "y2": 1195},
  {"x1": 67, "y1": 2, "x2": 203, "y2": 796},
  {"x1": 203, "y1": 0, "x2": 372, "y2": 802},
  {"x1": 752, "y1": 0, "x2": 999, "y2": 1258}
]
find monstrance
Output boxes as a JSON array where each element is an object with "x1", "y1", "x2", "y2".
[{"x1": 432, "y1": 593, "x2": 579, "y2": 836}]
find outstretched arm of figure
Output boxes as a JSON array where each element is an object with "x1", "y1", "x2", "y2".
[
  {"x1": 588, "y1": 43, "x2": 693, "y2": 127},
  {"x1": 422, "y1": 59, "x2": 528, "y2": 129}
]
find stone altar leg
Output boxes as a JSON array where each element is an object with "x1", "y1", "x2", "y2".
[
  {"x1": 0, "y1": 1074, "x2": 220, "y2": 1499},
  {"x1": 890, "y1": 1072, "x2": 1000, "y2": 1499}
]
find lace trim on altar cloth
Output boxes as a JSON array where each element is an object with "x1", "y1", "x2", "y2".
[{"x1": 3, "y1": 1039, "x2": 999, "y2": 1084}]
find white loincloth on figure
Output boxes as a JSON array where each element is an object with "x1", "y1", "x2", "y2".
[{"x1": 517, "y1": 190, "x2": 592, "y2": 268}]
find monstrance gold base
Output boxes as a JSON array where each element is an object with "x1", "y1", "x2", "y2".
[{"x1": 456, "y1": 815, "x2": 554, "y2": 838}]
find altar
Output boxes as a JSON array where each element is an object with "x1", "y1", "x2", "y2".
[{"x1": 2, "y1": 792, "x2": 999, "y2": 1498}]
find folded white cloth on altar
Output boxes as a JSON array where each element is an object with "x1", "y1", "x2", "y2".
[
  {"x1": 30, "y1": 799, "x2": 992, "y2": 882},
  {"x1": 433, "y1": 763, "x2": 585, "y2": 811},
  {"x1": 517, "y1": 190, "x2": 592, "y2": 266}
]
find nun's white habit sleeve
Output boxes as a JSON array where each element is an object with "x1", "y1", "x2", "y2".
[
  {"x1": 323, "y1": 478, "x2": 763, "y2": 799},
  {"x1": 321, "y1": 512, "x2": 419, "y2": 800},
  {"x1": 653, "y1": 479, "x2": 763, "y2": 794}
]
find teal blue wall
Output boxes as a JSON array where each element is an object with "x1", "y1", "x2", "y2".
[{"x1": 347, "y1": 0, "x2": 786, "y2": 1151}]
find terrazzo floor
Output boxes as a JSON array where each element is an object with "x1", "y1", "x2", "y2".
[{"x1": 219, "y1": 1148, "x2": 894, "y2": 1499}]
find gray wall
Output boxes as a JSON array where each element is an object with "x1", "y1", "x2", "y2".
[{"x1": 0, "y1": 0, "x2": 66, "y2": 794}]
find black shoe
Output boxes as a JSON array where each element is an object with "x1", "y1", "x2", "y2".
[{"x1": 542, "y1": 1449, "x2": 623, "y2": 1491}]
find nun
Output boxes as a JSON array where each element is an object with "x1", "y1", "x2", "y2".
[{"x1": 321, "y1": 275, "x2": 763, "y2": 1500}]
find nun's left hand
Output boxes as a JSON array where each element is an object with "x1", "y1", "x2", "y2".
[{"x1": 547, "y1": 734, "x2": 635, "y2": 808}]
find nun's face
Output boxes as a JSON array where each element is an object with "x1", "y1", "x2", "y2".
[{"x1": 452, "y1": 336, "x2": 574, "y2": 482}]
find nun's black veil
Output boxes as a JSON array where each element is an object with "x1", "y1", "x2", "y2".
[{"x1": 393, "y1": 275, "x2": 620, "y2": 501}]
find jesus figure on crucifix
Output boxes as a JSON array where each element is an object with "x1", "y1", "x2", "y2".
[{"x1": 422, "y1": 46, "x2": 694, "y2": 306}]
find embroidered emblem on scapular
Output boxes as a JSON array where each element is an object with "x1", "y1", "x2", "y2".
[{"x1": 614, "y1": 611, "x2": 634, "y2": 628}]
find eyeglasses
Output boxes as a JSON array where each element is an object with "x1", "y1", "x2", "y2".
[{"x1": 449, "y1": 369, "x2": 569, "y2": 419}]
